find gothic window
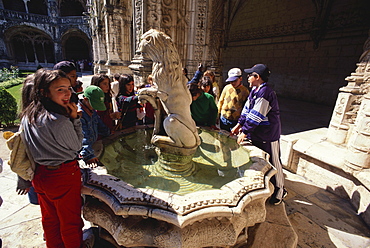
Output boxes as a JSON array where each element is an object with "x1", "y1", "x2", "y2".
[
  {"x1": 27, "y1": 0, "x2": 48, "y2": 15},
  {"x1": 3, "y1": 0, "x2": 26, "y2": 12},
  {"x1": 10, "y1": 31, "x2": 55, "y2": 64},
  {"x1": 60, "y1": 0, "x2": 86, "y2": 16}
]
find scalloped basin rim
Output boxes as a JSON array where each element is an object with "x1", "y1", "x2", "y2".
[{"x1": 82, "y1": 160, "x2": 275, "y2": 216}]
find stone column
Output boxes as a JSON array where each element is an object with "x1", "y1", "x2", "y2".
[
  {"x1": 0, "y1": 37, "x2": 10, "y2": 67},
  {"x1": 102, "y1": 5, "x2": 116, "y2": 66},
  {"x1": 326, "y1": 68, "x2": 364, "y2": 144},
  {"x1": 23, "y1": 0, "x2": 29, "y2": 13},
  {"x1": 54, "y1": 41, "x2": 63, "y2": 62},
  {"x1": 47, "y1": 0, "x2": 58, "y2": 17},
  {"x1": 129, "y1": 0, "x2": 152, "y2": 86},
  {"x1": 345, "y1": 92, "x2": 370, "y2": 169},
  {"x1": 327, "y1": 31, "x2": 370, "y2": 169}
]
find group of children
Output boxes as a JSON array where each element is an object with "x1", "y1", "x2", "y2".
[
  {"x1": 187, "y1": 64, "x2": 286, "y2": 206},
  {"x1": 14, "y1": 61, "x2": 286, "y2": 247},
  {"x1": 16, "y1": 62, "x2": 156, "y2": 247}
]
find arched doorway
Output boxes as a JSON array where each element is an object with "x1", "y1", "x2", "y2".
[{"x1": 63, "y1": 35, "x2": 90, "y2": 61}]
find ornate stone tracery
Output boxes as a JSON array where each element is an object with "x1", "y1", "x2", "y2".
[
  {"x1": 325, "y1": 31, "x2": 370, "y2": 170},
  {"x1": 90, "y1": 0, "x2": 225, "y2": 77}
]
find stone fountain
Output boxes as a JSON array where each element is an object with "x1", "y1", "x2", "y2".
[{"x1": 81, "y1": 29, "x2": 297, "y2": 247}]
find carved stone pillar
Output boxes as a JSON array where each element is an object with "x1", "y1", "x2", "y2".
[
  {"x1": 129, "y1": 0, "x2": 225, "y2": 83},
  {"x1": 326, "y1": 69, "x2": 363, "y2": 144},
  {"x1": 54, "y1": 41, "x2": 63, "y2": 62},
  {"x1": 129, "y1": 0, "x2": 152, "y2": 86},
  {"x1": 103, "y1": 5, "x2": 120, "y2": 71},
  {"x1": 129, "y1": 52, "x2": 152, "y2": 87},
  {"x1": 327, "y1": 31, "x2": 370, "y2": 169},
  {"x1": 345, "y1": 92, "x2": 370, "y2": 169},
  {"x1": 47, "y1": 0, "x2": 58, "y2": 17}
]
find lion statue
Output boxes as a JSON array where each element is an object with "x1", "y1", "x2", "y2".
[{"x1": 137, "y1": 29, "x2": 200, "y2": 151}]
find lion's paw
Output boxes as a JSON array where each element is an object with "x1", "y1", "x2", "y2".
[{"x1": 138, "y1": 87, "x2": 158, "y2": 97}]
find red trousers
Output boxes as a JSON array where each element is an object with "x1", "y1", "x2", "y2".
[{"x1": 33, "y1": 160, "x2": 83, "y2": 248}]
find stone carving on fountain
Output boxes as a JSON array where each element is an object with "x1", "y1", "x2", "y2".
[
  {"x1": 80, "y1": 29, "x2": 291, "y2": 248},
  {"x1": 137, "y1": 29, "x2": 201, "y2": 163}
]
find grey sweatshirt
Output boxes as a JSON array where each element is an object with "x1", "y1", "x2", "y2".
[{"x1": 22, "y1": 113, "x2": 83, "y2": 166}]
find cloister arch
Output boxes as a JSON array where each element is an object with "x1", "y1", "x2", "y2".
[{"x1": 4, "y1": 26, "x2": 55, "y2": 65}]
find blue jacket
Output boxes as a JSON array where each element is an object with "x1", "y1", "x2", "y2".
[
  {"x1": 238, "y1": 83, "x2": 281, "y2": 142},
  {"x1": 187, "y1": 70, "x2": 203, "y2": 84},
  {"x1": 78, "y1": 100, "x2": 110, "y2": 162}
]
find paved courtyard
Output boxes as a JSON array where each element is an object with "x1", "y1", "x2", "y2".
[{"x1": 0, "y1": 75, "x2": 369, "y2": 247}]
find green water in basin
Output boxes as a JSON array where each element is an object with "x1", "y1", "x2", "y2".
[{"x1": 100, "y1": 128, "x2": 252, "y2": 195}]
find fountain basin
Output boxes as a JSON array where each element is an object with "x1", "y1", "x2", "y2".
[{"x1": 82, "y1": 126, "x2": 276, "y2": 247}]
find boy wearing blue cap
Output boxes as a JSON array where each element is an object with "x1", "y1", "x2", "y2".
[
  {"x1": 78, "y1": 85, "x2": 110, "y2": 166},
  {"x1": 231, "y1": 64, "x2": 286, "y2": 205}
]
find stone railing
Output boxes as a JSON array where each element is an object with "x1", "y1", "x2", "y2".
[
  {"x1": 58, "y1": 16, "x2": 87, "y2": 25},
  {"x1": 0, "y1": 9, "x2": 51, "y2": 23},
  {"x1": 0, "y1": 9, "x2": 87, "y2": 25}
]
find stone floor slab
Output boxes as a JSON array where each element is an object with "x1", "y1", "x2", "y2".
[{"x1": 285, "y1": 195, "x2": 369, "y2": 237}]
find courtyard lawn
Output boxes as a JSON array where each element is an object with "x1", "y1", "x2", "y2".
[{"x1": 6, "y1": 84, "x2": 22, "y2": 109}]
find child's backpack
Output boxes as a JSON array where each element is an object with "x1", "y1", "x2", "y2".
[{"x1": 4, "y1": 127, "x2": 35, "y2": 181}]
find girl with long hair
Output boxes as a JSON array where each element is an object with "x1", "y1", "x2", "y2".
[
  {"x1": 116, "y1": 74, "x2": 142, "y2": 129},
  {"x1": 20, "y1": 69, "x2": 84, "y2": 247},
  {"x1": 90, "y1": 74, "x2": 120, "y2": 132}
]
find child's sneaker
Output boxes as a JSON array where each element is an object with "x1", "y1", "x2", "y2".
[{"x1": 269, "y1": 188, "x2": 288, "y2": 206}]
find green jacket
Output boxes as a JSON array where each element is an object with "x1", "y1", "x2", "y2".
[{"x1": 190, "y1": 92, "x2": 218, "y2": 126}]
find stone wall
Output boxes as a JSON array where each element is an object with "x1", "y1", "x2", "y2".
[{"x1": 223, "y1": 0, "x2": 369, "y2": 106}]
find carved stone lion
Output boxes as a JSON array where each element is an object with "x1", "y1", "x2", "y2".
[{"x1": 137, "y1": 29, "x2": 200, "y2": 152}]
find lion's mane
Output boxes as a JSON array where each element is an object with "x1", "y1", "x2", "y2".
[{"x1": 140, "y1": 29, "x2": 187, "y2": 89}]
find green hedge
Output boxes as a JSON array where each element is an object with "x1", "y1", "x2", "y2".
[
  {"x1": 0, "y1": 86, "x2": 18, "y2": 127},
  {"x1": 0, "y1": 77, "x2": 24, "y2": 89}
]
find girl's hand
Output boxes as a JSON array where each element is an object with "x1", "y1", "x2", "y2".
[
  {"x1": 85, "y1": 157, "x2": 99, "y2": 168},
  {"x1": 65, "y1": 102, "x2": 78, "y2": 119}
]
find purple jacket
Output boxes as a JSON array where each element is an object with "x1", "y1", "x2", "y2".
[{"x1": 238, "y1": 83, "x2": 281, "y2": 142}]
